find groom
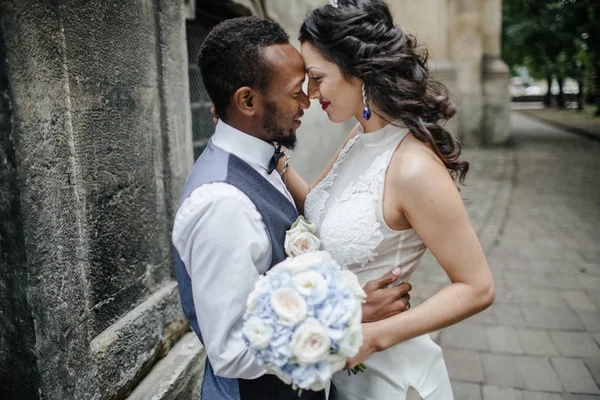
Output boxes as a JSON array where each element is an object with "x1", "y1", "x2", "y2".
[{"x1": 172, "y1": 17, "x2": 412, "y2": 400}]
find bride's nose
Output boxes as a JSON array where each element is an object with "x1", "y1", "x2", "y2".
[{"x1": 307, "y1": 80, "x2": 320, "y2": 100}]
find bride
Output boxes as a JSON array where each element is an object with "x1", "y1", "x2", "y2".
[{"x1": 278, "y1": 0, "x2": 496, "y2": 398}]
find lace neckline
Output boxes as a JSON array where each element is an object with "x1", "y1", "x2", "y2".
[
  {"x1": 358, "y1": 120, "x2": 407, "y2": 148},
  {"x1": 303, "y1": 135, "x2": 360, "y2": 228}
]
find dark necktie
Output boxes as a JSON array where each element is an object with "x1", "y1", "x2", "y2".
[{"x1": 267, "y1": 144, "x2": 284, "y2": 175}]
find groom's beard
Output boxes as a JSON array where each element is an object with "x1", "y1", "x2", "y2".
[{"x1": 264, "y1": 102, "x2": 297, "y2": 150}]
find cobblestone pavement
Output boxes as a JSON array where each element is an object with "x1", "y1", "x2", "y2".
[{"x1": 410, "y1": 112, "x2": 600, "y2": 399}]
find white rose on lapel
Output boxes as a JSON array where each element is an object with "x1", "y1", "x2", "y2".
[
  {"x1": 284, "y1": 216, "x2": 321, "y2": 257},
  {"x1": 284, "y1": 231, "x2": 321, "y2": 257}
]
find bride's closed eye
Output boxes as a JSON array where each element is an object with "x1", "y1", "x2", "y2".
[{"x1": 310, "y1": 76, "x2": 323, "y2": 82}]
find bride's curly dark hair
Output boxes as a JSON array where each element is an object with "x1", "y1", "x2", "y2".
[{"x1": 299, "y1": 0, "x2": 468, "y2": 183}]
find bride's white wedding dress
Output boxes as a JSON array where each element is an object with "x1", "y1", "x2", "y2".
[{"x1": 304, "y1": 122, "x2": 454, "y2": 399}]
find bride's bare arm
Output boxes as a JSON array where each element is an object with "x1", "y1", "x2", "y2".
[
  {"x1": 346, "y1": 148, "x2": 495, "y2": 368},
  {"x1": 279, "y1": 123, "x2": 360, "y2": 214}
]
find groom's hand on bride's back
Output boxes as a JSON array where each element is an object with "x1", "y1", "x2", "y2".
[{"x1": 361, "y1": 268, "x2": 412, "y2": 323}]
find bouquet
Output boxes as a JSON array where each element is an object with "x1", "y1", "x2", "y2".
[{"x1": 242, "y1": 217, "x2": 367, "y2": 391}]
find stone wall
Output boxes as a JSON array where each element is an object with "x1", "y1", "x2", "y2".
[
  {"x1": 0, "y1": 13, "x2": 39, "y2": 397},
  {"x1": 0, "y1": 0, "x2": 193, "y2": 398}
]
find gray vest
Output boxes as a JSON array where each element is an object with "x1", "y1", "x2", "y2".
[{"x1": 174, "y1": 140, "x2": 324, "y2": 400}]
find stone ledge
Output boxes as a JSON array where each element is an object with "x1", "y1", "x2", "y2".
[
  {"x1": 127, "y1": 332, "x2": 205, "y2": 400},
  {"x1": 91, "y1": 281, "x2": 189, "y2": 400}
]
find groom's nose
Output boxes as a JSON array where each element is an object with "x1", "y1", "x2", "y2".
[{"x1": 299, "y1": 91, "x2": 310, "y2": 110}]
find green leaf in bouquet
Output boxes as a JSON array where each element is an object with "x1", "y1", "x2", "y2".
[{"x1": 347, "y1": 363, "x2": 367, "y2": 375}]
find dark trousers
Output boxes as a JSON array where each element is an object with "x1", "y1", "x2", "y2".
[{"x1": 238, "y1": 374, "x2": 326, "y2": 400}]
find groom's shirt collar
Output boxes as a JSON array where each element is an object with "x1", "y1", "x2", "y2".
[{"x1": 212, "y1": 120, "x2": 275, "y2": 172}]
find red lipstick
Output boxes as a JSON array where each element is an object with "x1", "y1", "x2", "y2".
[{"x1": 320, "y1": 100, "x2": 330, "y2": 111}]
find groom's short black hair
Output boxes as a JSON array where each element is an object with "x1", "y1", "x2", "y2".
[{"x1": 199, "y1": 17, "x2": 290, "y2": 120}]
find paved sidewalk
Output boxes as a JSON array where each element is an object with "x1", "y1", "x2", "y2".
[
  {"x1": 516, "y1": 106, "x2": 600, "y2": 142},
  {"x1": 411, "y1": 112, "x2": 600, "y2": 399}
]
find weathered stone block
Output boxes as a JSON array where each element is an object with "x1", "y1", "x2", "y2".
[
  {"x1": 91, "y1": 282, "x2": 187, "y2": 400},
  {"x1": 516, "y1": 330, "x2": 559, "y2": 356},
  {"x1": 522, "y1": 307, "x2": 584, "y2": 330},
  {"x1": 0, "y1": 0, "x2": 191, "y2": 398},
  {"x1": 451, "y1": 382, "x2": 482, "y2": 400},
  {"x1": 516, "y1": 356, "x2": 562, "y2": 392},
  {"x1": 482, "y1": 385, "x2": 523, "y2": 400},
  {"x1": 550, "y1": 332, "x2": 600, "y2": 358},
  {"x1": 441, "y1": 323, "x2": 490, "y2": 351},
  {"x1": 486, "y1": 326, "x2": 523, "y2": 354},
  {"x1": 445, "y1": 349, "x2": 485, "y2": 383},
  {"x1": 552, "y1": 358, "x2": 600, "y2": 395},
  {"x1": 127, "y1": 333, "x2": 205, "y2": 400},
  {"x1": 481, "y1": 353, "x2": 524, "y2": 388}
]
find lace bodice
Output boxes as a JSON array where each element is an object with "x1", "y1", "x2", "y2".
[{"x1": 305, "y1": 123, "x2": 426, "y2": 286}]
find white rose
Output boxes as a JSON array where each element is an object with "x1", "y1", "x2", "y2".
[
  {"x1": 270, "y1": 288, "x2": 308, "y2": 326},
  {"x1": 274, "y1": 251, "x2": 333, "y2": 275},
  {"x1": 309, "y1": 376, "x2": 329, "y2": 392},
  {"x1": 243, "y1": 317, "x2": 274, "y2": 350},
  {"x1": 327, "y1": 353, "x2": 347, "y2": 374},
  {"x1": 246, "y1": 275, "x2": 268, "y2": 313},
  {"x1": 293, "y1": 270, "x2": 328, "y2": 297},
  {"x1": 290, "y1": 215, "x2": 317, "y2": 234},
  {"x1": 270, "y1": 257, "x2": 306, "y2": 276},
  {"x1": 272, "y1": 257, "x2": 294, "y2": 272},
  {"x1": 348, "y1": 303, "x2": 363, "y2": 328},
  {"x1": 338, "y1": 323, "x2": 363, "y2": 358},
  {"x1": 327, "y1": 326, "x2": 346, "y2": 342},
  {"x1": 284, "y1": 229, "x2": 321, "y2": 257},
  {"x1": 289, "y1": 251, "x2": 334, "y2": 272},
  {"x1": 246, "y1": 290, "x2": 258, "y2": 313},
  {"x1": 339, "y1": 270, "x2": 367, "y2": 300},
  {"x1": 291, "y1": 318, "x2": 331, "y2": 365}
]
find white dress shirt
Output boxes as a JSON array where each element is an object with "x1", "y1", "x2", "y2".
[{"x1": 172, "y1": 121, "x2": 295, "y2": 379}]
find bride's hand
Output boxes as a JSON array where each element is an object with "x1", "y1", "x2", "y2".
[{"x1": 345, "y1": 323, "x2": 379, "y2": 370}]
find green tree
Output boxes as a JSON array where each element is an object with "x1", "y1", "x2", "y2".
[
  {"x1": 502, "y1": 0, "x2": 598, "y2": 111},
  {"x1": 559, "y1": 0, "x2": 599, "y2": 113}
]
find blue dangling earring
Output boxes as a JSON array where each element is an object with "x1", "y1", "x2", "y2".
[{"x1": 362, "y1": 83, "x2": 371, "y2": 120}]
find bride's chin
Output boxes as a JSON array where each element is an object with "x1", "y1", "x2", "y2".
[{"x1": 326, "y1": 113, "x2": 351, "y2": 124}]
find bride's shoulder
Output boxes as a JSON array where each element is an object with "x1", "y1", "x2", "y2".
[{"x1": 388, "y1": 134, "x2": 450, "y2": 187}]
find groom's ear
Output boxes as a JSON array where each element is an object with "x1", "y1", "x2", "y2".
[{"x1": 233, "y1": 87, "x2": 257, "y2": 117}]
